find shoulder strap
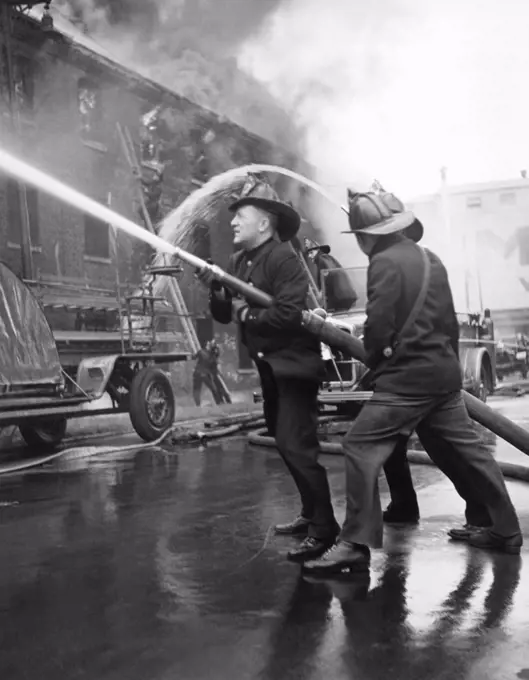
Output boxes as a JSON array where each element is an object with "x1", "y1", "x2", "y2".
[
  {"x1": 398, "y1": 247, "x2": 431, "y2": 341},
  {"x1": 385, "y1": 247, "x2": 431, "y2": 362}
]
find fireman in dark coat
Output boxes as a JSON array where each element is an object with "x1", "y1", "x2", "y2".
[
  {"x1": 199, "y1": 176, "x2": 339, "y2": 562},
  {"x1": 192, "y1": 339, "x2": 231, "y2": 406},
  {"x1": 304, "y1": 189, "x2": 522, "y2": 576}
]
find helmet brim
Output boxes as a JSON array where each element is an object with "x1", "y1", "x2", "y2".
[{"x1": 341, "y1": 212, "x2": 424, "y2": 243}]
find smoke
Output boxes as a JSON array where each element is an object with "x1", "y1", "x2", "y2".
[
  {"x1": 239, "y1": 0, "x2": 425, "y2": 192},
  {"x1": 238, "y1": 0, "x2": 529, "y2": 264},
  {"x1": 50, "y1": 0, "x2": 299, "y2": 150}
]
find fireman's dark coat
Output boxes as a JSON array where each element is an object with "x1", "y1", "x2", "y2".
[
  {"x1": 365, "y1": 234, "x2": 462, "y2": 395},
  {"x1": 210, "y1": 239, "x2": 325, "y2": 382}
]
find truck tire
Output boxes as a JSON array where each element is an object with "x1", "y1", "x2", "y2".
[
  {"x1": 129, "y1": 367, "x2": 175, "y2": 442},
  {"x1": 19, "y1": 417, "x2": 68, "y2": 452}
]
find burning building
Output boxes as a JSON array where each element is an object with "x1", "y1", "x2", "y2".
[{"x1": 0, "y1": 4, "x2": 321, "y2": 382}]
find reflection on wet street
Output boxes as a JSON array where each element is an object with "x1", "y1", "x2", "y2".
[{"x1": 1, "y1": 399, "x2": 529, "y2": 680}]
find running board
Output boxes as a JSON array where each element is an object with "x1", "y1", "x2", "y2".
[{"x1": 318, "y1": 390, "x2": 373, "y2": 403}]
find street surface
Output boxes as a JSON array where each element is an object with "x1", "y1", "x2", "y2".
[{"x1": 0, "y1": 397, "x2": 529, "y2": 680}]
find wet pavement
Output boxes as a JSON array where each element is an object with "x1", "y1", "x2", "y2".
[{"x1": 1, "y1": 398, "x2": 529, "y2": 680}]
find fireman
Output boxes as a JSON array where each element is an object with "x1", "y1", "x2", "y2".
[
  {"x1": 192, "y1": 340, "x2": 231, "y2": 406},
  {"x1": 304, "y1": 189, "x2": 522, "y2": 576},
  {"x1": 198, "y1": 176, "x2": 340, "y2": 563}
]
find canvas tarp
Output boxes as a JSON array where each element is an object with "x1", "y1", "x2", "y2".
[{"x1": 0, "y1": 262, "x2": 62, "y2": 388}]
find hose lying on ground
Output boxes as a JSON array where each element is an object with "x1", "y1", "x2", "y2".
[
  {"x1": 0, "y1": 410, "x2": 266, "y2": 476},
  {"x1": 4, "y1": 409, "x2": 529, "y2": 485},
  {"x1": 247, "y1": 427, "x2": 529, "y2": 483}
]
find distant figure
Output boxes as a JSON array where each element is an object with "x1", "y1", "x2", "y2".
[
  {"x1": 192, "y1": 339, "x2": 231, "y2": 406},
  {"x1": 303, "y1": 237, "x2": 358, "y2": 312}
]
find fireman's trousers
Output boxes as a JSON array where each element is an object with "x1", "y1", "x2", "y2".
[
  {"x1": 340, "y1": 391, "x2": 521, "y2": 549},
  {"x1": 384, "y1": 433, "x2": 493, "y2": 528},
  {"x1": 258, "y1": 361, "x2": 338, "y2": 540}
]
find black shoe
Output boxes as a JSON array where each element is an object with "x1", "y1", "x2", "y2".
[
  {"x1": 468, "y1": 529, "x2": 523, "y2": 555},
  {"x1": 448, "y1": 523, "x2": 490, "y2": 542},
  {"x1": 274, "y1": 516, "x2": 310, "y2": 536},
  {"x1": 302, "y1": 541, "x2": 371, "y2": 575},
  {"x1": 383, "y1": 502, "x2": 420, "y2": 525},
  {"x1": 287, "y1": 536, "x2": 336, "y2": 563}
]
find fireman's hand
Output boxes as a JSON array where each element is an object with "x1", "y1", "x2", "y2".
[
  {"x1": 195, "y1": 261, "x2": 222, "y2": 291},
  {"x1": 232, "y1": 298, "x2": 249, "y2": 324}
]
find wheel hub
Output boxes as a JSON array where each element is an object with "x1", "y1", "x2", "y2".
[{"x1": 145, "y1": 382, "x2": 170, "y2": 426}]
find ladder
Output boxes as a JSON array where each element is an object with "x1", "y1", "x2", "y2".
[{"x1": 116, "y1": 123, "x2": 201, "y2": 355}]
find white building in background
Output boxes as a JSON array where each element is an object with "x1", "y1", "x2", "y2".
[{"x1": 406, "y1": 174, "x2": 529, "y2": 337}]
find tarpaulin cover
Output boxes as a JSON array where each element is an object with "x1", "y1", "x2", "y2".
[{"x1": 0, "y1": 262, "x2": 62, "y2": 388}]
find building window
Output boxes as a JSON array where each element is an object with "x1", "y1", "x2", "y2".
[
  {"x1": 7, "y1": 179, "x2": 39, "y2": 245},
  {"x1": 84, "y1": 214, "x2": 109, "y2": 259},
  {"x1": 500, "y1": 191, "x2": 516, "y2": 205},
  {"x1": 78, "y1": 77, "x2": 103, "y2": 143},
  {"x1": 517, "y1": 226, "x2": 529, "y2": 266},
  {"x1": 466, "y1": 196, "x2": 482, "y2": 208}
]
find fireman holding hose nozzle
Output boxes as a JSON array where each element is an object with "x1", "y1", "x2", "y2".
[{"x1": 198, "y1": 176, "x2": 340, "y2": 563}]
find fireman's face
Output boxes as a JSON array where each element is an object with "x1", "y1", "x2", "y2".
[{"x1": 231, "y1": 205, "x2": 270, "y2": 249}]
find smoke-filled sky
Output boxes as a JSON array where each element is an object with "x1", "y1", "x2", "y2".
[
  {"x1": 48, "y1": 0, "x2": 529, "y2": 200},
  {"x1": 49, "y1": 0, "x2": 298, "y2": 150},
  {"x1": 239, "y1": 0, "x2": 529, "y2": 197}
]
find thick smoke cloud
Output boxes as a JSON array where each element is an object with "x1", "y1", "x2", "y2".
[
  {"x1": 238, "y1": 0, "x2": 529, "y2": 267},
  {"x1": 52, "y1": 0, "x2": 299, "y2": 150},
  {"x1": 240, "y1": 0, "x2": 529, "y2": 195}
]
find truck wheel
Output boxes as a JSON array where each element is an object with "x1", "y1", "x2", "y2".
[
  {"x1": 19, "y1": 417, "x2": 68, "y2": 452},
  {"x1": 129, "y1": 367, "x2": 175, "y2": 442}
]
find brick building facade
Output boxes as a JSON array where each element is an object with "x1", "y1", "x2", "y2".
[{"x1": 0, "y1": 9, "x2": 321, "y2": 386}]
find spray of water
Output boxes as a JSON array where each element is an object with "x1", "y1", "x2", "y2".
[
  {"x1": 152, "y1": 163, "x2": 349, "y2": 296},
  {"x1": 157, "y1": 163, "x2": 348, "y2": 248},
  {"x1": 0, "y1": 149, "x2": 182, "y2": 254},
  {"x1": 0, "y1": 147, "x2": 348, "y2": 282}
]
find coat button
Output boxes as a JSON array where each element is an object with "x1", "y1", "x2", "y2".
[
  {"x1": 257, "y1": 352, "x2": 264, "y2": 359},
  {"x1": 383, "y1": 347, "x2": 393, "y2": 358},
  {"x1": 247, "y1": 261, "x2": 252, "y2": 266}
]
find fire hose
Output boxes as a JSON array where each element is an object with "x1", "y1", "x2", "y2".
[
  {"x1": 0, "y1": 411, "x2": 265, "y2": 476},
  {"x1": 185, "y1": 269, "x2": 529, "y2": 458},
  {"x1": 2, "y1": 409, "x2": 528, "y2": 488},
  {"x1": 247, "y1": 425, "x2": 529, "y2": 483}
]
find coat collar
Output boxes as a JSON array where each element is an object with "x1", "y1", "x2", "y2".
[
  {"x1": 369, "y1": 233, "x2": 407, "y2": 259},
  {"x1": 243, "y1": 237, "x2": 276, "y2": 260}
]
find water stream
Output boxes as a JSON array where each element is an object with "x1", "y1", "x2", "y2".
[{"x1": 0, "y1": 149, "x2": 348, "y2": 296}]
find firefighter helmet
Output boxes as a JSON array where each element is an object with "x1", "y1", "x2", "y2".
[{"x1": 343, "y1": 190, "x2": 423, "y2": 243}]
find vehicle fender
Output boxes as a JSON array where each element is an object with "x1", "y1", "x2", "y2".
[
  {"x1": 460, "y1": 346, "x2": 492, "y2": 390},
  {"x1": 76, "y1": 355, "x2": 121, "y2": 398}
]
